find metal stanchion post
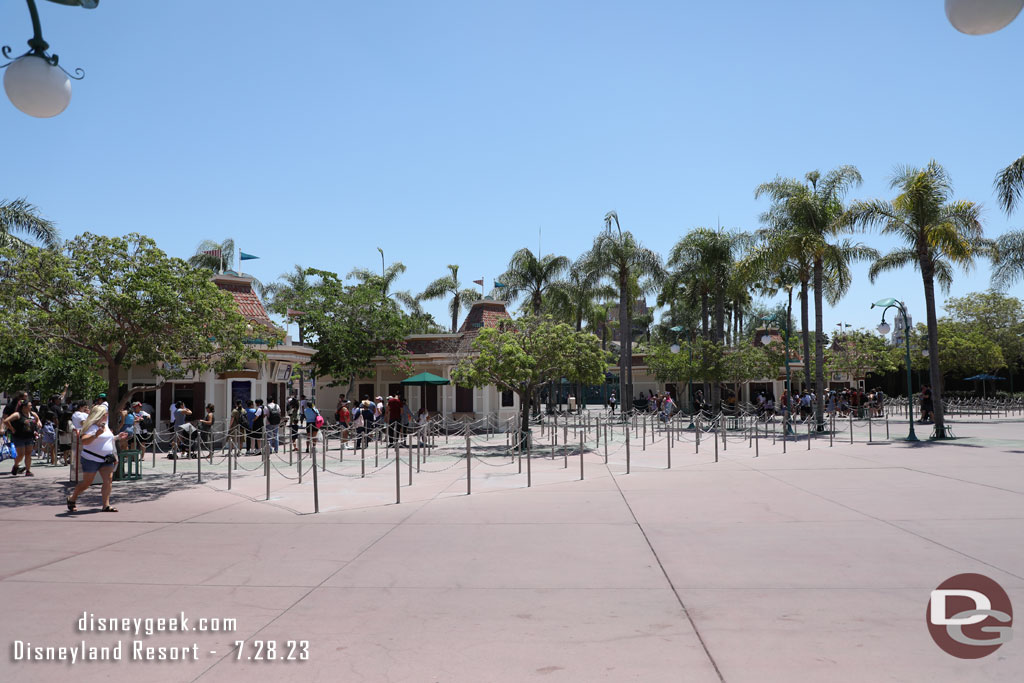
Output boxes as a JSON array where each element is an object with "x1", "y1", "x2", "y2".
[
  {"x1": 311, "y1": 443, "x2": 320, "y2": 513},
  {"x1": 197, "y1": 446, "x2": 202, "y2": 483},
  {"x1": 830, "y1": 413, "x2": 834, "y2": 447},
  {"x1": 722, "y1": 415, "x2": 727, "y2": 451},
  {"x1": 298, "y1": 434, "x2": 303, "y2": 484},
  {"x1": 849, "y1": 412, "x2": 854, "y2": 444},
  {"x1": 265, "y1": 448, "x2": 270, "y2": 501},
  {"x1": 227, "y1": 449, "x2": 233, "y2": 489},
  {"x1": 696, "y1": 416, "x2": 701, "y2": 454},
  {"x1": 603, "y1": 423, "x2": 608, "y2": 463},
  {"x1": 714, "y1": 418, "x2": 719, "y2": 463},
  {"x1": 667, "y1": 420, "x2": 672, "y2": 469},
  {"x1": 625, "y1": 422, "x2": 631, "y2": 474},
  {"x1": 395, "y1": 440, "x2": 401, "y2": 504},
  {"x1": 807, "y1": 419, "x2": 811, "y2": 450},
  {"x1": 466, "y1": 432, "x2": 471, "y2": 495},
  {"x1": 754, "y1": 421, "x2": 759, "y2": 458},
  {"x1": 526, "y1": 437, "x2": 532, "y2": 488},
  {"x1": 643, "y1": 418, "x2": 646, "y2": 451},
  {"x1": 868, "y1": 415, "x2": 873, "y2": 443},
  {"x1": 361, "y1": 438, "x2": 366, "y2": 478},
  {"x1": 579, "y1": 432, "x2": 584, "y2": 480},
  {"x1": 885, "y1": 413, "x2": 890, "y2": 440}
]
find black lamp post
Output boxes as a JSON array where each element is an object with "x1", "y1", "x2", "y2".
[
  {"x1": 1, "y1": 0, "x2": 96, "y2": 118},
  {"x1": 871, "y1": 298, "x2": 919, "y2": 442}
]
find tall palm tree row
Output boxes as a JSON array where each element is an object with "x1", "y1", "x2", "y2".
[
  {"x1": 755, "y1": 166, "x2": 876, "y2": 429},
  {"x1": 0, "y1": 198, "x2": 58, "y2": 251},
  {"x1": 845, "y1": 161, "x2": 988, "y2": 439},
  {"x1": 420, "y1": 264, "x2": 478, "y2": 333},
  {"x1": 587, "y1": 211, "x2": 665, "y2": 411},
  {"x1": 665, "y1": 227, "x2": 750, "y2": 409}
]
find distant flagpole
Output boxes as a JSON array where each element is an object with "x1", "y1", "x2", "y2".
[{"x1": 473, "y1": 278, "x2": 484, "y2": 297}]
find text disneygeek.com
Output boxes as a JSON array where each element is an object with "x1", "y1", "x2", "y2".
[{"x1": 10, "y1": 611, "x2": 309, "y2": 664}]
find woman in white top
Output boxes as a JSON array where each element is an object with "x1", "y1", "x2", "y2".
[{"x1": 66, "y1": 405, "x2": 128, "y2": 513}]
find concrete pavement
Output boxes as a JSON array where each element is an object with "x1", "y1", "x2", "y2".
[{"x1": 1, "y1": 414, "x2": 1022, "y2": 681}]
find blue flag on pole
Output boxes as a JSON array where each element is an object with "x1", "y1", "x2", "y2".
[{"x1": 240, "y1": 252, "x2": 259, "y2": 260}]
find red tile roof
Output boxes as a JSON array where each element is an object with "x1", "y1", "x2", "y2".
[
  {"x1": 212, "y1": 275, "x2": 273, "y2": 324},
  {"x1": 458, "y1": 300, "x2": 511, "y2": 333}
]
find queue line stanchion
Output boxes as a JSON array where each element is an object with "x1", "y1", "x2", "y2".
[
  {"x1": 466, "y1": 432, "x2": 471, "y2": 496},
  {"x1": 625, "y1": 422, "x2": 631, "y2": 474},
  {"x1": 579, "y1": 432, "x2": 584, "y2": 481},
  {"x1": 265, "y1": 444, "x2": 270, "y2": 501},
  {"x1": 227, "y1": 446, "x2": 232, "y2": 490},
  {"x1": 395, "y1": 439, "x2": 401, "y2": 504},
  {"x1": 311, "y1": 438, "x2": 320, "y2": 514}
]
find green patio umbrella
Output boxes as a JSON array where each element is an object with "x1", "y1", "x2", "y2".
[{"x1": 401, "y1": 372, "x2": 450, "y2": 413}]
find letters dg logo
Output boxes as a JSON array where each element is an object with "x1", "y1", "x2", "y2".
[{"x1": 927, "y1": 573, "x2": 1013, "y2": 658}]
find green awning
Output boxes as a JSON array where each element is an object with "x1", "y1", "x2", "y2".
[{"x1": 401, "y1": 372, "x2": 450, "y2": 386}]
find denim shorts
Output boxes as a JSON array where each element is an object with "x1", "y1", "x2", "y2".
[
  {"x1": 80, "y1": 456, "x2": 115, "y2": 474},
  {"x1": 11, "y1": 436, "x2": 35, "y2": 448}
]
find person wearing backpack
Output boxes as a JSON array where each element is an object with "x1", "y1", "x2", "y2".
[
  {"x1": 265, "y1": 397, "x2": 282, "y2": 454},
  {"x1": 228, "y1": 400, "x2": 245, "y2": 455},
  {"x1": 303, "y1": 398, "x2": 323, "y2": 453}
]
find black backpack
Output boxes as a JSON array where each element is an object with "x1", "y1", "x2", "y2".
[{"x1": 268, "y1": 405, "x2": 282, "y2": 426}]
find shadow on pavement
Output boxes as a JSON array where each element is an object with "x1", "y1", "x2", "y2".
[{"x1": 0, "y1": 470, "x2": 219, "y2": 509}]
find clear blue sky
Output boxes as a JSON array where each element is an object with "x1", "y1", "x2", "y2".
[{"x1": 3, "y1": 1, "x2": 1023, "y2": 338}]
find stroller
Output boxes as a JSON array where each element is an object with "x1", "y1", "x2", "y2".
[{"x1": 173, "y1": 423, "x2": 201, "y2": 459}]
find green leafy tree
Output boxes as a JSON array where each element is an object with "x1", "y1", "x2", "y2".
[
  {"x1": 991, "y1": 230, "x2": 1024, "y2": 291},
  {"x1": 0, "y1": 198, "x2": 58, "y2": 252},
  {"x1": 189, "y1": 237, "x2": 266, "y2": 296},
  {"x1": 451, "y1": 317, "x2": 609, "y2": 438},
  {"x1": 0, "y1": 334, "x2": 106, "y2": 400},
  {"x1": 0, "y1": 234, "x2": 261, "y2": 424},
  {"x1": 845, "y1": 161, "x2": 989, "y2": 438},
  {"x1": 826, "y1": 330, "x2": 898, "y2": 383},
  {"x1": 299, "y1": 270, "x2": 413, "y2": 386},
  {"x1": 420, "y1": 264, "x2": 478, "y2": 333},
  {"x1": 944, "y1": 291, "x2": 1024, "y2": 376}
]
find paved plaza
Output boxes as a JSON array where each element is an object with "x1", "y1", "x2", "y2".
[{"x1": 1, "y1": 413, "x2": 1022, "y2": 682}]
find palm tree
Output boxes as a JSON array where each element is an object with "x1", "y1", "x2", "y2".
[
  {"x1": 992, "y1": 230, "x2": 1024, "y2": 289},
  {"x1": 756, "y1": 166, "x2": 874, "y2": 429},
  {"x1": 264, "y1": 265, "x2": 319, "y2": 398},
  {"x1": 0, "y1": 198, "x2": 58, "y2": 251},
  {"x1": 348, "y1": 259, "x2": 407, "y2": 299},
  {"x1": 995, "y1": 154, "x2": 1024, "y2": 215},
  {"x1": 394, "y1": 291, "x2": 445, "y2": 334},
  {"x1": 845, "y1": 161, "x2": 988, "y2": 439},
  {"x1": 189, "y1": 238, "x2": 235, "y2": 272},
  {"x1": 264, "y1": 265, "x2": 318, "y2": 344},
  {"x1": 667, "y1": 227, "x2": 750, "y2": 409},
  {"x1": 420, "y1": 264, "x2": 478, "y2": 333},
  {"x1": 498, "y1": 248, "x2": 570, "y2": 316},
  {"x1": 587, "y1": 211, "x2": 665, "y2": 410}
]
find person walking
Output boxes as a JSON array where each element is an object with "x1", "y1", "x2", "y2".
[
  {"x1": 3, "y1": 396, "x2": 40, "y2": 476},
  {"x1": 304, "y1": 398, "x2": 322, "y2": 452},
  {"x1": 66, "y1": 405, "x2": 129, "y2": 513},
  {"x1": 608, "y1": 392, "x2": 617, "y2": 414}
]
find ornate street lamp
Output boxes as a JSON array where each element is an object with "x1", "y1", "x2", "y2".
[
  {"x1": 1, "y1": 0, "x2": 96, "y2": 118},
  {"x1": 871, "y1": 298, "x2": 919, "y2": 442},
  {"x1": 946, "y1": 0, "x2": 1023, "y2": 34},
  {"x1": 669, "y1": 325, "x2": 695, "y2": 430}
]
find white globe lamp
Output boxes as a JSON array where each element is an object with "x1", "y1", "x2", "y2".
[
  {"x1": 670, "y1": 344, "x2": 680, "y2": 354},
  {"x1": 945, "y1": 0, "x2": 1024, "y2": 34},
  {"x1": 3, "y1": 53, "x2": 70, "y2": 117},
  {"x1": 877, "y1": 321, "x2": 891, "y2": 335},
  {"x1": 761, "y1": 334, "x2": 772, "y2": 345}
]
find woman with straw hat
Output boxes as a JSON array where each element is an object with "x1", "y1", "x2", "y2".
[{"x1": 66, "y1": 404, "x2": 128, "y2": 513}]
